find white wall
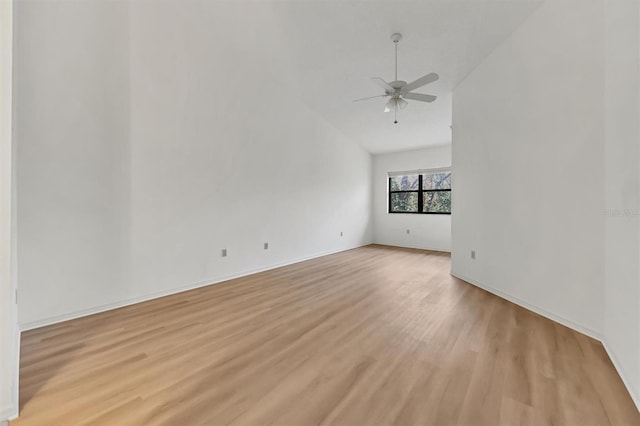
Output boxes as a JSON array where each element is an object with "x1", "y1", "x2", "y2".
[
  {"x1": 372, "y1": 145, "x2": 451, "y2": 252},
  {"x1": 16, "y1": 1, "x2": 372, "y2": 328},
  {"x1": 452, "y1": 0, "x2": 605, "y2": 336},
  {"x1": 453, "y1": 0, "x2": 640, "y2": 407},
  {"x1": 0, "y1": 0, "x2": 18, "y2": 420},
  {"x1": 125, "y1": 1, "x2": 372, "y2": 301},
  {"x1": 16, "y1": 1, "x2": 130, "y2": 326},
  {"x1": 603, "y1": 0, "x2": 640, "y2": 408}
]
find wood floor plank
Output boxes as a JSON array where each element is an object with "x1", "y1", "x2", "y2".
[{"x1": 11, "y1": 245, "x2": 640, "y2": 426}]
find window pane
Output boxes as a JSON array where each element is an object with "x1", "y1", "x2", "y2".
[
  {"x1": 390, "y1": 192, "x2": 419, "y2": 212},
  {"x1": 423, "y1": 191, "x2": 451, "y2": 213},
  {"x1": 422, "y1": 172, "x2": 451, "y2": 190},
  {"x1": 390, "y1": 175, "x2": 419, "y2": 191}
]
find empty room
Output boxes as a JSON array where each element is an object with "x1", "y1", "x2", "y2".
[{"x1": 1, "y1": 0, "x2": 639, "y2": 425}]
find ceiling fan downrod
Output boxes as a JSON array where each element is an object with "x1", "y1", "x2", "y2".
[
  {"x1": 392, "y1": 33, "x2": 401, "y2": 124},
  {"x1": 392, "y1": 33, "x2": 401, "y2": 82}
]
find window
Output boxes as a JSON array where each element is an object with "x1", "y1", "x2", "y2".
[{"x1": 388, "y1": 170, "x2": 451, "y2": 214}]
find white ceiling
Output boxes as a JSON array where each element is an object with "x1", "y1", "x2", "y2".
[
  {"x1": 263, "y1": 0, "x2": 542, "y2": 153},
  {"x1": 153, "y1": 0, "x2": 542, "y2": 154}
]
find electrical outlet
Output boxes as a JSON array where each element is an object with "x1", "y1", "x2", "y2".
[
  {"x1": 264, "y1": 242, "x2": 268, "y2": 250},
  {"x1": 471, "y1": 250, "x2": 476, "y2": 260},
  {"x1": 221, "y1": 248, "x2": 227, "y2": 257},
  {"x1": 406, "y1": 229, "x2": 410, "y2": 234},
  {"x1": 340, "y1": 231, "x2": 343, "y2": 237}
]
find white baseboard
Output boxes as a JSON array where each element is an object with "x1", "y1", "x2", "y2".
[
  {"x1": 20, "y1": 243, "x2": 371, "y2": 331},
  {"x1": 602, "y1": 340, "x2": 640, "y2": 411},
  {"x1": 372, "y1": 242, "x2": 451, "y2": 254},
  {"x1": 0, "y1": 405, "x2": 17, "y2": 422},
  {"x1": 450, "y1": 271, "x2": 602, "y2": 341}
]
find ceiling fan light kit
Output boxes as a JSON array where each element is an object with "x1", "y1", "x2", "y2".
[{"x1": 354, "y1": 32, "x2": 439, "y2": 124}]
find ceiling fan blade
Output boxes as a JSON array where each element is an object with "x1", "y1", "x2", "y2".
[
  {"x1": 402, "y1": 92, "x2": 437, "y2": 103},
  {"x1": 398, "y1": 97, "x2": 408, "y2": 110},
  {"x1": 371, "y1": 77, "x2": 395, "y2": 93},
  {"x1": 402, "y1": 73, "x2": 439, "y2": 93},
  {"x1": 352, "y1": 94, "x2": 389, "y2": 102},
  {"x1": 384, "y1": 98, "x2": 395, "y2": 112}
]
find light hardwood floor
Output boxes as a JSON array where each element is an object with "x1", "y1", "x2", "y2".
[{"x1": 11, "y1": 245, "x2": 640, "y2": 426}]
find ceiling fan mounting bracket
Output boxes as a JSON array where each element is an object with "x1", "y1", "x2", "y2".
[{"x1": 390, "y1": 33, "x2": 403, "y2": 43}]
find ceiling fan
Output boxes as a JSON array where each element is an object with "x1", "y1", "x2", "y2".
[{"x1": 354, "y1": 33, "x2": 439, "y2": 124}]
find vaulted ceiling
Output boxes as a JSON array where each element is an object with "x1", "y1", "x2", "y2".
[
  {"x1": 266, "y1": 0, "x2": 543, "y2": 153},
  {"x1": 134, "y1": 0, "x2": 542, "y2": 154}
]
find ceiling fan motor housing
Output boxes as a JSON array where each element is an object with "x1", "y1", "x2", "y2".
[{"x1": 389, "y1": 80, "x2": 407, "y2": 94}]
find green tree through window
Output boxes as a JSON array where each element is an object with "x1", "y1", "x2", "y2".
[{"x1": 388, "y1": 170, "x2": 451, "y2": 214}]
